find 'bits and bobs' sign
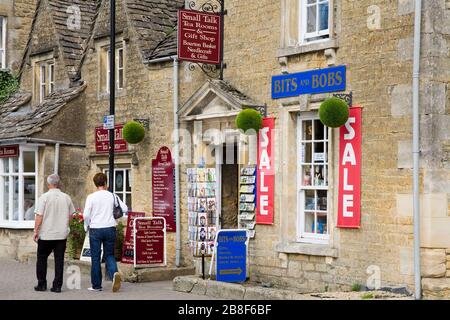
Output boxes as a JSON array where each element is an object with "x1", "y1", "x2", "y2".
[
  {"x1": 271, "y1": 65, "x2": 346, "y2": 99},
  {"x1": 337, "y1": 107, "x2": 362, "y2": 228},
  {"x1": 178, "y1": 9, "x2": 221, "y2": 64}
]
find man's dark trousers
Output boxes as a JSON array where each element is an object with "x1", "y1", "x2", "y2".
[{"x1": 36, "y1": 239, "x2": 67, "y2": 289}]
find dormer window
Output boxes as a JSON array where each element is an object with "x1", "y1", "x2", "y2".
[
  {"x1": 99, "y1": 44, "x2": 125, "y2": 94},
  {"x1": 35, "y1": 60, "x2": 55, "y2": 103}
]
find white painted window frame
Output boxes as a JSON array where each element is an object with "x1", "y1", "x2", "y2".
[
  {"x1": 0, "y1": 16, "x2": 6, "y2": 69},
  {"x1": 117, "y1": 47, "x2": 124, "y2": 90},
  {"x1": 300, "y1": 0, "x2": 330, "y2": 45},
  {"x1": 296, "y1": 113, "x2": 331, "y2": 244},
  {"x1": 39, "y1": 64, "x2": 46, "y2": 103},
  {"x1": 103, "y1": 44, "x2": 125, "y2": 94},
  {"x1": 48, "y1": 63, "x2": 55, "y2": 94},
  {"x1": 104, "y1": 167, "x2": 132, "y2": 214},
  {"x1": 0, "y1": 146, "x2": 38, "y2": 229}
]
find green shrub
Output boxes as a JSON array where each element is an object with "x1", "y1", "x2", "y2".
[
  {"x1": 123, "y1": 121, "x2": 145, "y2": 144},
  {"x1": 0, "y1": 70, "x2": 19, "y2": 103},
  {"x1": 351, "y1": 283, "x2": 362, "y2": 292},
  {"x1": 361, "y1": 292, "x2": 374, "y2": 300},
  {"x1": 235, "y1": 108, "x2": 263, "y2": 133},
  {"x1": 319, "y1": 97, "x2": 349, "y2": 128},
  {"x1": 115, "y1": 220, "x2": 125, "y2": 261}
]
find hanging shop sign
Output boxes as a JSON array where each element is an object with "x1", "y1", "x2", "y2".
[
  {"x1": 121, "y1": 212, "x2": 146, "y2": 264},
  {"x1": 256, "y1": 118, "x2": 275, "y2": 225},
  {"x1": 178, "y1": 9, "x2": 221, "y2": 64},
  {"x1": 216, "y1": 229, "x2": 248, "y2": 283},
  {"x1": 152, "y1": 146, "x2": 176, "y2": 232},
  {"x1": 95, "y1": 124, "x2": 128, "y2": 154},
  {"x1": 337, "y1": 107, "x2": 362, "y2": 228},
  {"x1": 271, "y1": 65, "x2": 346, "y2": 99},
  {"x1": 0, "y1": 145, "x2": 19, "y2": 158},
  {"x1": 133, "y1": 217, "x2": 166, "y2": 267}
]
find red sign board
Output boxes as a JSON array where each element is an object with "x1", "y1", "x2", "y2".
[
  {"x1": 152, "y1": 147, "x2": 176, "y2": 232},
  {"x1": 256, "y1": 118, "x2": 275, "y2": 225},
  {"x1": 135, "y1": 218, "x2": 165, "y2": 266},
  {"x1": 337, "y1": 107, "x2": 362, "y2": 228},
  {"x1": 121, "y1": 212, "x2": 146, "y2": 264},
  {"x1": 95, "y1": 124, "x2": 128, "y2": 154},
  {"x1": 178, "y1": 9, "x2": 221, "y2": 64},
  {"x1": 0, "y1": 145, "x2": 19, "y2": 158}
]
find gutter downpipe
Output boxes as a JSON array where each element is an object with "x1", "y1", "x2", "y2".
[
  {"x1": 412, "y1": 0, "x2": 422, "y2": 300},
  {"x1": 54, "y1": 143, "x2": 60, "y2": 175},
  {"x1": 173, "y1": 56, "x2": 182, "y2": 267}
]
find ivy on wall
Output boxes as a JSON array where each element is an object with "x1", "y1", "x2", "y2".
[{"x1": 0, "y1": 70, "x2": 19, "y2": 103}]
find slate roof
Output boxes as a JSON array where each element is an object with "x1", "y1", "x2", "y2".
[
  {"x1": 209, "y1": 80, "x2": 262, "y2": 108},
  {"x1": 124, "y1": 0, "x2": 184, "y2": 61},
  {"x1": 0, "y1": 83, "x2": 86, "y2": 140},
  {"x1": 49, "y1": 0, "x2": 101, "y2": 82}
]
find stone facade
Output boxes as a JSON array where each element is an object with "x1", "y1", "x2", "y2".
[{"x1": 0, "y1": 0, "x2": 448, "y2": 299}]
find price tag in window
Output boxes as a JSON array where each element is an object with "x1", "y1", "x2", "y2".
[{"x1": 314, "y1": 153, "x2": 325, "y2": 162}]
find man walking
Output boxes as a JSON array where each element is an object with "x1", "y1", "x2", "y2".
[
  {"x1": 33, "y1": 174, "x2": 75, "y2": 293},
  {"x1": 83, "y1": 173, "x2": 127, "y2": 292}
]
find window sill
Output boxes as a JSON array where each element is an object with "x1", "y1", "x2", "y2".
[
  {"x1": 277, "y1": 39, "x2": 338, "y2": 58},
  {"x1": 275, "y1": 242, "x2": 338, "y2": 258},
  {"x1": 0, "y1": 221, "x2": 35, "y2": 229}
]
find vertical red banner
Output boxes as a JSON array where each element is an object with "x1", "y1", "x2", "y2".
[
  {"x1": 337, "y1": 107, "x2": 362, "y2": 228},
  {"x1": 256, "y1": 118, "x2": 275, "y2": 225},
  {"x1": 152, "y1": 146, "x2": 176, "y2": 232}
]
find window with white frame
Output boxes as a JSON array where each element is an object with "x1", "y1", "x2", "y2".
[
  {"x1": 37, "y1": 60, "x2": 55, "y2": 103},
  {"x1": 100, "y1": 45, "x2": 125, "y2": 94},
  {"x1": 0, "y1": 17, "x2": 6, "y2": 69},
  {"x1": 297, "y1": 115, "x2": 330, "y2": 243},
  {"x1": 282, "y1": 0, "x2": 330, "y2": 47},
  {"x1": 0, "y1": 146, "x2": 38, "y2": 228},
  {"x1": 104, "y1": 168, "x2": 132, "y2": 213},
  {"x1": 302, "y1": 0, "x2": 330, "y2": 43}
]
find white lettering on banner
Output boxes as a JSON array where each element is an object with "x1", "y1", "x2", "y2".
[
  {"x1": 344, "y1": 117, "x2": 356, "y2": 140},
  {"x1": 343, "y1": 168, "x2": 354, "y2": 191},
  {"x1": 342, "y1": 143, "x2": 356, "y2": 166},
  {"x1": 260, "y1": 172, "x2": 268, "y2": 192},
  {"x1": 260, "y1": 195, "x2": 269, "y2": 215},
  {"x1": 343, "y1": 194, "x2": 354, "y2": 217},
  {"x1": 259, "y1": 149, "x2": 271, "y2": 170}
]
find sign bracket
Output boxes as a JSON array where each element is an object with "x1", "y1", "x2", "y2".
[{"x1": 333, "y1": 91, "x2": 353, "y2": 107}]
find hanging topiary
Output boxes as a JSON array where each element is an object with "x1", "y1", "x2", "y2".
[
  {"x1": 235, "y1": 108, "x2": 263, "y2": 133},
  {"x1": 319, "y1": 97, "x2": 350, "y2": 128},
  {"x1": 123, "y1": 121, "x2": 145, "y2": 144}
]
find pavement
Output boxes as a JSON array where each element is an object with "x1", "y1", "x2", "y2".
[{"x1": 0, "y1": 258, "x2": 217, "y2": 300}]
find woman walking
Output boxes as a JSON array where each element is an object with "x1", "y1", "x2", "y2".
[{"x1": 83, "y1": 173, "x2": 128, "y2": 292}]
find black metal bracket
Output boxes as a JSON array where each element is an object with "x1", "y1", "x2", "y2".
[
  {"x1": 188, "y1": 0, "x2": 224, "y2": 14},
  {"x1": 188, "y1": 62, "x2": 220, "y2": 79},
  {"x1": 244, "y1": 104, "x2": 267, "y2": 117},
  {"x1": 133, "y1": 118, "x2": 150, "y2": 130},
  {"x1": 333, "y1": 91, "x2": 353, "y2": 107}
]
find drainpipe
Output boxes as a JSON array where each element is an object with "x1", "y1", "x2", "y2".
[
  {"x1": 54, "y1": 143, "x2": 60, "y2": 175},
  {"x1": 173, "y1": 57, "x2": 182, "y2": 267},
  {"x1": 412, "y1": 0, "x2": 422, "y2": 300}
]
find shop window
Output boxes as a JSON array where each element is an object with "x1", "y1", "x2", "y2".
[
  {"x1": 35, "y1": 60, "x2": 55, "y2": 103},
  {"x1": 297, "y1": 115, "x2": 330, "y2": 243},
  {"x1": 99, "y1": 45, "x2": 125, "y2": 94},
  {"x1": 282, "y1": 0, "x2": 330, "y2": 47},
  {"x1": 104, "y1": 168, "x2": 132, "y2": 213},
  {"x1": 0, "y1": 17, "x2": 6, "y2": 69},
  {"x1": 0, "y1": 146, "x2": 38, "y2": 228}
]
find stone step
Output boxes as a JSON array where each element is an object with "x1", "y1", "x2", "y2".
[{"x1": 23, "y1": 252, "x2": 195, "y2": 283}]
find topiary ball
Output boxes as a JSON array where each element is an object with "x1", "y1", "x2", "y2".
[
  {"x1": 235, "y1": 109, "x2": 263, "y2": 133},
  {"x1": 319, "y1": 97, "x2": 350, "y2": 128},
  {"x1": 123, "y1": 121, "x2": 145, "y2": 144}
]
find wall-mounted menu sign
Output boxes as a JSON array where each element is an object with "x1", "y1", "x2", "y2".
[
  {"x1": 0, "y1": 145, "x2": 19, "y2": 158},
  {"x1": 152, "y1": 146, "x2": 176, "y2": 232},
  {"x1": 95, "y1": 125, "x2": 128, "y2": 154}
]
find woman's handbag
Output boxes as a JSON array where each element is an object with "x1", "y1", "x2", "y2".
[{"x1": 112, "y1": 193, "x2": 123, "y2": 219}]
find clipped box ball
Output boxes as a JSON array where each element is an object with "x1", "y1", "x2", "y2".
[
  {"x1": 319, "y1": 97, "x2": 349, "y2": 128},
  {"x1": 236, "y1": 108, "x2": 263, "y2": 133},
  {"x1": 123, "y1": 121, "x2": 145, "y2": 144}
]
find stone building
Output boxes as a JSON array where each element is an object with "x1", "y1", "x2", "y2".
[{"x1": 0, "y1": 0, "x2": 448, "y2": 299}]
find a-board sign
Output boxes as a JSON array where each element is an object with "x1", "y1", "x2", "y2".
[
  {"x1": 79, "y1": 231, "x2": 103, "y2": 262},
  {"x1": 121, "y1": 212, "x2": 146, "y2": 264},
  {"x1": 134, "y1": 217, "x2": 166, "y2": 267},
  {"x1": 216, "y1": 229, "x2": 248, "y2": 283}
]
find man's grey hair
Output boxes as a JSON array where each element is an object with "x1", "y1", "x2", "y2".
[{"x1": 47, "y1": 174, "x2": 60, "y2": 186}]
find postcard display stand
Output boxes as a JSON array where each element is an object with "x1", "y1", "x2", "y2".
[
  {"x1": 238, "y1": 165, "x2": 257, "y2": 238},
  {"x1": 187, "y1": 168, "x2": 218, "y2": 257}
]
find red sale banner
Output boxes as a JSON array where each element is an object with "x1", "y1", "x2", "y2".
[
  {"x1": 256, "y1": 118, "x2": 275, "y2": 225},
  {"x1": 337, "y1": 107, "x2": 362, "y2": 228}
]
